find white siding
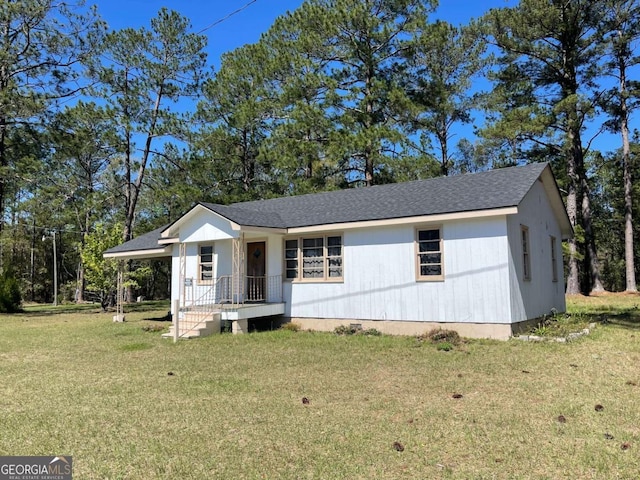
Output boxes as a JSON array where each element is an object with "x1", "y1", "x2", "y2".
[
  {"x1": 507, "y1": 179, "x2": 566, "y2": 321},
  {"x1": 172, "y1": 232, "x2": 285, "y2": 306},
  {"x1": 179, "y1": 211, "x2": 237, "y2": 243},
  {"x1": 285, "y1": 217, "x2": 512, "y2": 324}
]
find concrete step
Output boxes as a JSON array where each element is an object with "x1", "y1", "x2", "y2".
[{"x1": 163, "y1": 313, "x2": 221, "y2": 339}]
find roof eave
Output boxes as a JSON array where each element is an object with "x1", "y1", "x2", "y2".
[
  {"x1": 286, "y1": 206, "x2": 519, "y2": 234},
  {"x1": 539, "y1": 165, "x2": 574, "y2": 238},
  {"x1": 103, "y1": 247, "x2": 172, "y2": 260}
]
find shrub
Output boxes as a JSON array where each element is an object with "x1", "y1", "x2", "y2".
[
  {"x1": 416, "y1": 328, "x2": 462, "y2": 351},
  {"x1": 424, "y1": 328, "x2": 461, "y2": 345},
  {"x1": 0, "y1": 271, "x2": 22, "y2": 313},
  {"x1": 529, "y1": 311, "x2": 591, "y2": 337},
  {"x1": 362, "y1": 328, "x2": 382, "y2": 336},
  {"x1": 334, "y1": 325, "x2": 357, "y2": 335},
  {"x1": 436, "y1": 341, "x2": 454, "y2": 351},
  {"x1": 281, "y1": 322, "x2": 301, "y2": 332},
  {"x1": 334, "y1": 325, "x2": 383, "y2": 336}
]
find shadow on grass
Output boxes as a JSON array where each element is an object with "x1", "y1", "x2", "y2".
[
  {"x1": 600, "y1": 310, "x2": 640, "y2": 330},
  {"x1": 20, "y1": 303, "x2": 103, "y2": 317},
  {"x1": 144, "y1": 311, "x2": 172, "y2": 322},
  {"x1": 571, "y1": 308, "x2": 640, "y2": 330},
  {"x1": 19, "y1": 300, "x2": 171, "y2": 318}
]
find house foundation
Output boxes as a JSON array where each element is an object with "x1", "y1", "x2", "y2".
[{"x1": 288, "y1": 317, "x2": 538, "y2": 340}]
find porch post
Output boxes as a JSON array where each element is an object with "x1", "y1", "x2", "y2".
[
  {"x1": 232, "y1": 234, "x2": 245, "y2": 305},
  {"x1": 113, "y1": 262, "x2": 125, "y2": 323},
  {"x1": 172, "y1": 299, "x2": 180, "y2": 342},
  {"x1": 179, "y1": 243, "x2": 186, "y2": 310}
]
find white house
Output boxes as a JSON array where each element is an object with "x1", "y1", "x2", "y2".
[{"x1": 104, "y1": 162, "x2": 572, "y2": 339}]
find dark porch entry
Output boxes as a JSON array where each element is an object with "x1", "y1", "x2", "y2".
[{"x1": 246, "y1": 241, "x2": 266, "y2": 302}]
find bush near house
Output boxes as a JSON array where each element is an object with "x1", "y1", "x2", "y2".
[{"x1": 0, "y1": 271, "x2": 22, "y2": 313}]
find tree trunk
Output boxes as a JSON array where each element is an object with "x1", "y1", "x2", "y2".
[
  {"x1": 582, "y1": 177, "x2": 604, "y2": 293},
  {"x1": 568, "y1": 85, "x2": 603, "y2": 294},
  {"x1": 0, "y1": 114, "x2": 6, "y2": 253},
  {"x1": 619, "y1": 46, "x2": 636, "y2": 292},
  {"x1": 565, "y1": 183, "x2": 581, "y2": 294},
  {"x1": 565, "y1": 126, "x2": 581, "y2": 295},
  {"x1": 76, "y1": 263, "x2": 85, "y2": 303}
]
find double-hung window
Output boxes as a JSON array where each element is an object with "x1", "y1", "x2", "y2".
[
  {"x1": 284, "y1": 235, "x2": 343, "y2": 281},
  {"x1": 416, "y1": 227, "x2": 443, "y2": 281},
  {"x1": 550, "y1": 235, "x2": 558, "y2": 282},
  {"x1": 199, "y1": 244, "x2": 214, "y2": 283},
  {"x1": 521, "y1": 226, "x2": 531, "y2": 281}
]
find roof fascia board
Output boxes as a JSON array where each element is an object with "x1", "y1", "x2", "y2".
[
  {"x1": 287, "y1": 207, "x2": 518, "y2": 234},
  {"x1": 103, "y1": 247, "x2": 172, "y2": 260},
  {"x1": 238, "y1": 226, "x2": 287, "y2": 234},
  {"x1": 162, "y1": 204, "x2": 241, "y2": 238},
  {"x1": 158, "y1": 237, "x2": 179, "y2": 245},
  {"x1": 539, "y1": 166, "x2": 573, "y2": 238}
]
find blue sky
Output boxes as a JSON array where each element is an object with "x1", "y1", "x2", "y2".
[
  {"x1": 97, "y1": 0, "x2": 510, "y2": 69},
  {"x1": 94, "y1": 0, "x2": 622, "y2": 156}
]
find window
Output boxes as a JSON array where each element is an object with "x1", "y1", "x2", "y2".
[
  {"x1": 550, "y1": 236, "x2": 558, "y2": 282},
  {"x1": 284, "y1": 235, "x2": 343, "y2": 281},
  {"x1": 199, "y1": 244, "x2": 214, "y2": 283},
  {"x1": 327, "y1": 236, "x2": 343, "y2": 278},
  {"x1": 416, "y1": 227, "x2": 443, "y2": 280},
  {"x1": 303, "y1": 237, "x2": 324, "y2": 278},
  {"x1": 521, "y1": 226, "x2": 531, "y2": 281},
  {"x1": 285, "y1": 239, "x2": 298, "y2": 279}
]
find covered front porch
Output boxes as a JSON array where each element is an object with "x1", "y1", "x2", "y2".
[
  {"x1": 103, "y1": 206, "x2": 288, "y2": 339},
  {"x1": 163, "y1": 208, "x2": 287, "y2": 339}
]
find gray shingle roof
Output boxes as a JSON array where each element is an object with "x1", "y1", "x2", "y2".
[
  {"x1": 199, "y1": 203, "x2": 287, "y2": 229},
  {"x1": 207, "y1": 162, "x2": 548, "y2": 228},
  {"x1": 105, "y1": 163, "x2": 555, "y2": 255},
  {"x1": 104, "y1": 225, "x2": 169, "y2": 255}
]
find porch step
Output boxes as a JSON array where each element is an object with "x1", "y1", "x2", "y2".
[{"x1": 163, "y1": 312, "x2": 222, "y2": 339}]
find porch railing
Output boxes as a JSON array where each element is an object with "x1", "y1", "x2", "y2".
[
  {"x1": 245, "y1": 275, "x2": 283, "y2": 303},
  {"x1": 182, "y1": 274, "x2": 283, "y2": 311},
  {"x1": 174, "y1": 274, "x2": 283, "y2": 339}
]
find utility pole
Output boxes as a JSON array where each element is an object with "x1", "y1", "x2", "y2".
[{"x1": 52, "y1": 230, "x2": 57, "y2": 306}]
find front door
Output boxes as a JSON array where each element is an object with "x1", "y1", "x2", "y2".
[{"x1": 246, "y1": 241, "x2": 266, "y2": 302}]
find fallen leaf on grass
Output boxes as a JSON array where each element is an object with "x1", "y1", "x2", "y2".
[
  {"x1": 621, "y1": 442, "x2": 631, "y2": 450},
  {"x1": 393, "y1": 441, "x2": 404, "y2": 452}
]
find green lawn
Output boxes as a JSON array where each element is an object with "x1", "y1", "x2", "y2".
[{"x1": 1, "y1": 298, "x2": 639, "y2": 479}]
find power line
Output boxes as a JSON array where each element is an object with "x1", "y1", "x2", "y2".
[
  {"x1": 6, "y1": 220, "x2": 83, "y2": 234},
  {"x1": 197, "y1": 0, "x2": 259, "y2": 34}
]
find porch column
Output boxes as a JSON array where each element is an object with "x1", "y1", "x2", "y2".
[{"x1": 232, "y1": 234, "x2": 245, "y2": 305}]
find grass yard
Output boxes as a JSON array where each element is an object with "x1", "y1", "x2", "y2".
[{"x1": 1, "y1": 297, "x2": 639, "y2": 479}]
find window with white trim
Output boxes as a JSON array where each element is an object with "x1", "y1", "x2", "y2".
[
  {"x1": 284, "y1": 235, "x2": 343, "y2": 281},
  {"x1": 550, "y1": 235, "x2": 558, "y2": 282},
  {"x1": 285, "y1": 239, "x2": 298, "y2": 280},
  {"x1": 416, "y1": 227, "x2": 443, "y2": 280},
  {"x1": 199, "y1": 244, "x2": 214, "y2": 283},
  {"x1": 521, "y1": 226, "x2": 531, "y2": 281}
]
